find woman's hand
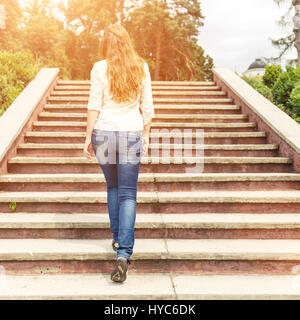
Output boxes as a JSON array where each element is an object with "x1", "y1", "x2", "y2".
[
  {"x1": 142, "y1": 131, "x2": 150, "y2": 158},
  {"x1": 84, "y1": 110, "x2": 99, "y2": 160},
  {"x1": 83, "y1": 137, "x2": 93, "y2": 160}
]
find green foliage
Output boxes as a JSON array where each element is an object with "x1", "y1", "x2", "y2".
[
  {"x1": 0, "y1": 50, "x2": 41, "y2": 116},
  {"x1": 272, "y1": 65, "x2": 300, "y2": 107},
  {"x1": 0, "y1": 0, "x2": 22, "y2": 50},
  {"x1": 263, "y1": 65, "x2": 283, "y2": 88},
  {"x1": 59, "y1": 0, "x2": 118, "y2": 79},
  {"x1": 0, "y1": 0, "x2": 214, "y2": 117},
  {"x1": 242, "y1": 76, "x2": 273, "y2": 101},
  {"x1": 242, "y1": 65, "x2": 300, "y2": 124},
  {"x1": 1, "y1": 0, "x2": 213, "y2": 81},
  {"x1": 19, "y1": 0, "x2": 71, "y2": 79},
  {"x1": 125, "y1": 0, "x2": 213, "y2": 81},
  {"x1": 288, "y1": 81, "x2": 300, "y2": 121}
]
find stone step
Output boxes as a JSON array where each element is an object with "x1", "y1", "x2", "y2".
[
  {"x1": 18, "y1": 143, "x2": 278, "y2": 150},
  {"x1": 0, "y1": 190, "x2": 298, "y2": 203},
  {"x1": 44, "y1": 103, "x2": 241, "y2": 115},
  {"x1": 40, "y1": 112, "x2": 247, "y2": 120},
  {"x1": 0, "y1": 273, "x2": 176, "y2": 299},
  {"x1": 4, "y1": 172, "x2": 297, "y2": 182},
  {"x1": 45, "y1": 103, "x2": 239, "y2": 109},
  {"x1": 47, "y1": 97, "x2": 233, "y2": 105},
  {"x1": 1, "y1": 213, "x2": 300, "y2": 240},
  {"x1": 7, "y1": 156, "x2": 292, "y2": 175},
  {"x1": 50, "y1": 91, "x2": 227, "y2": 99},
  {"x1": 0, "y1": 238, "x2": 300, "y2": 261},
  {"x1": 2, "y1": 273, "x2": 300, "y2": 299},
  {"x1": 18, "y1": 143, "x2": 276, "y2": 150},
  {"x1": 16, "y1": 143, "x2": 278, "y2": 158},
  {"x1": 1, "y1": 212, "x2": 300, "y2": 229},
  {"x1": 1, "y1": 172, "x2": 298, "y2": 192},
  {"x1": 25, "y1": 131, "x2": 267, "y2": 144},
  {"x1": 52, "y1": 90, "x2": 226, "y2": 95},
  {"x1": 54, "y1": 85, "x2": 221, "y2": 91},
  {"x1": 2, "y1": 239, "x2": 300, "y2": 275},
  {"x1": 19, "y1": 143, "x2": 278, "y2": 150},
  {"x1": 0, "y1": 191, "x2": 298, "y2": 213},
  {"x1": 32, "y1": 121, "x2": 257, "y2": 132},
  {"x1": 38, "y1": 112, "x2": 248, "y2": 123},
  {"x1": 56, "y1": 80, "x2": 216, "y2": 86},
  {"x1": 173, "y1": 274, "x2": 300, "y2": 299},
  {"x1": 8, "y1": 156, "x2": 291, "y2": 165}
]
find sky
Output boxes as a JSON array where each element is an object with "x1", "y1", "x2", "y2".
[
  {"x1": 199, "y1": 0, "x2": 296, "y2": 73},
  {"x1": 18, "y1": 0, "x2": 297, "y2": 74}
]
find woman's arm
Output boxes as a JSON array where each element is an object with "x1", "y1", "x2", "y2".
[
  {"x1": 84, "y1": 110, "x2": 100, "y2": 159},
  {"x1": 140, "y1": 63, "x2": 155, "y2": 157},
  {"x1": 142, "y1": 120, "x2": 152, "y2": 157},
  {"x1": 143, "y1": 119, "x2": 152, "y2": 135},
  {"x1": 83, "y1": 63, "x2": 103, "y2": 159}
]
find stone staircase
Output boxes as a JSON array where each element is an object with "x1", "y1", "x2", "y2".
[{"x1": 0, "y1": 79, "x2": 300, "y2": 299}]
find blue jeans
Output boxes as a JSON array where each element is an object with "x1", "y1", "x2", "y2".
[{"x1": 91, "y1": 129, "x2": 143, "y2": 260}]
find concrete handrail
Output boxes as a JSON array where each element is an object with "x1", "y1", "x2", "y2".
[
  {"x1": 213, "y1": 68, "x2": 300, "y2": 171},
  {"x1": 213, "y1": 68, "x2": 300, "y2": 153},
  {"x1": 0, "y1": 68, "x2": 59, "y2": 173}
]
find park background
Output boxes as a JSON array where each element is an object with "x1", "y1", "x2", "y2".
[{"x1": 1, "y1": 0, "x2": 300, "y2": 123}]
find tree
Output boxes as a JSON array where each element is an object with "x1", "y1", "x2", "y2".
[
  {"x1": 57, "y1": 0, "x2": 118, "y2": 79},
  {"x1": 292, "y1": 0, "x2": 300, "y2": 64},
  {"x1": 268, "y1": 0, "x2": 299, "y2": 65},
  {"x1": 1, "y1": 0, "x2": 213, "y2": 81},
  {"x1": 0, "y1": 49, "x2": 41, "y2": 116},
  {"x1": 0, "y1": 0, "x2": 22, "y2": 50},
  {"x1": 263, "y1": 65, "x2": 283, "y2": 88},
  {"x1": 272, "y1": 65, "x2": 300, "y2": 105},
  {"x1": 124, "y1": 0, "x2": 213, "y2": 81},
  {"x1": 289, "y1": 80, "x2": 300, "y2": 118},
  {"x1": 19, "y1": 0, "x2": 71, "y2": 78}
]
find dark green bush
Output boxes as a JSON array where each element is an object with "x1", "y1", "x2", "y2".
[
  {"x1": 242, "y1": 65, "x2": 300, "y2": 124},
  {"x1": 263, "y1": 65, "x2": 282, "y2": 88},
  {"x1": 272, "y1": 65, "x2": 300, "y2": 107},
  {"x1": 288, "y1": 81, "x2": 300, "y2": 122},
  {"x1": 0, "y1": 50, "x2": 41, "y2": 116}
]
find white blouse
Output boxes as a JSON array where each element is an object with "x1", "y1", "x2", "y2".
[{"x1": 87, "y1": 59, "x2": 155, "y2": 131}]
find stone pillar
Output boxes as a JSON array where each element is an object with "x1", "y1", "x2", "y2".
[{"x1": 293, "y1": 0, "x2": 300, "y2": 65}]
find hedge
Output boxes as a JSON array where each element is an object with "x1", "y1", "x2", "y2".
[{"x1": 0, "y1": 49, "x2": 41, "y2": 116}]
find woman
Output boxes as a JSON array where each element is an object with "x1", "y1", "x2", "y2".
[{"x1": 83, "y1": 23, "x2": 154, "y2": 283}]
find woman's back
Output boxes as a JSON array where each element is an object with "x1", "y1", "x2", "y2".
[{"x1": 87, "y1": 59, "x2": 154, "y2": 131}]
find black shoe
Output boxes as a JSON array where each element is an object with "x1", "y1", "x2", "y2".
[
  {"x1": 111, "y1": 257, "x2": 131, "y2": 283},
  {"x1": 112, "y1": 240, "x2": 119, "y2": 252}
]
